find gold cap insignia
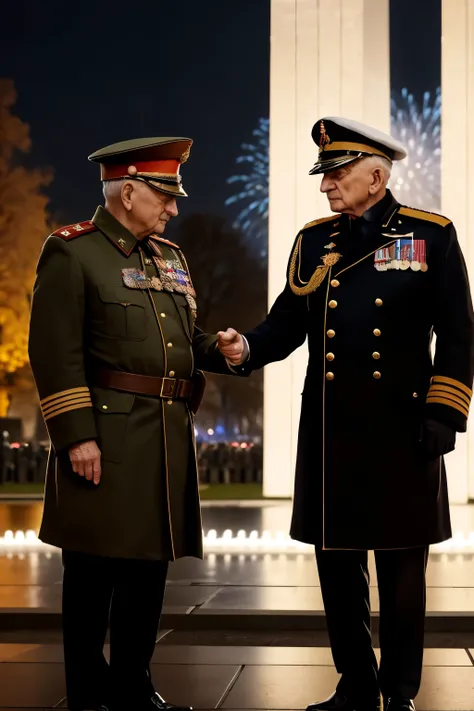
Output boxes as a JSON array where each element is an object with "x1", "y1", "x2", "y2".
[{"x1": 319, "y1": 120, "x2": 331, "y2": 150}]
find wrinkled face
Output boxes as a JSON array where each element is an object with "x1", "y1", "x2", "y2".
[
  {"x1": 319, "y1": 158, "x2": 382, "y2": 217},
  {"x1": 126, "y1": 180, "x2": 178, "y2": 236}
]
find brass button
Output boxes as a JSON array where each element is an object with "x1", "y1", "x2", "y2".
[
  {"x1": 329, "y1": 300, "x2": 338, "y2": 309},
  {"x1": 373, "y1": 328, "x2": 381, "y2": 337},
  {"x1": 373, "y1": 371, "x2": 381, "y2": 379},
  {"x1": 413, "y1": 392, "x2": 418, "y2": 398},
  {"x1": 326, "y1": 372, "x2": 335, "y2": 381},
  {"x1": 160, "y1": 312, "x2": 166, "y2": 318},
  {"x1": 330, "y1": 279, "x2": 340, "y2": 288},
  {"x1": 327, "y1": 329, "x2": 336, "y2": 338},
  {"x1": 169, "y1": 370, "x2": 175, "y2": 377},
  {"x1": 144, "y1": 258, "x2": 152, "y2": 266},
  {"x1": 375, "y1": 298, "x2": 383, "y2": 307},
  {"x1": 372, "y1": 352, "x2": 381, "y2": 360},
  {"x1": 167, "y1": 400, "x2": 173, "y2": 405},
  {"x1": 326, "y1": 353, "x2": 335, "y2": 361},
  {"x1": 167, "y1": 342, "x2": 173, "y2": 348},
  {"x1": 102, "y1": 405, "x2": 108, "y2": 410}
]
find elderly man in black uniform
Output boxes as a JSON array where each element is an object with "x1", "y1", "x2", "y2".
[{"x1": 218, "y1": 117, "x2": 474, "y2": 711}]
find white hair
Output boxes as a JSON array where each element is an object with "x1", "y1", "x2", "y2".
[
  {"x1": 102, "y1": 179, "x2": 125, "y2": 202},
  {"x1": 364, "y1": 154, "x2": 392, "y2": 184}
]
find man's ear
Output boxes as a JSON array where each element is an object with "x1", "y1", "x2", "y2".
[
  {"x1": 121, "y1": 181, "x2": 135, "y2": 211},
  {"x1": 368, "y1": 168, "x2": 384, "y2": 195}
]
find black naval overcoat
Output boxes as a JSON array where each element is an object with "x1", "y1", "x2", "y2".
[
  {"x1": 28, "y1": 207, "x2": 239, "y2": 562},
  {"x1": 245, "y1": 191, "x2": 474, "y2": 550}
]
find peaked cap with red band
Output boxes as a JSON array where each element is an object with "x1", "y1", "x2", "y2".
[
  {"x1": 309, "y1": 117, "x2": 407, "y2": 175},
  {"x1": 88, "y1": 137, "x2": 193, "y2": 197}
]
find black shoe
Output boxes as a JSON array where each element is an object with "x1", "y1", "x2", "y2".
[
  {"x1": 306, "y1": 691, "x2": 382, "y2": 711},
  {"x1": 386, "y1": 699, "x2": 415, "y2": 711},
  {"x1": 148, "y1": 691, "x2": 193, "y2": 711},
  {"x1": 69, "y1": 705, "x2": 109, "y2": 711}
]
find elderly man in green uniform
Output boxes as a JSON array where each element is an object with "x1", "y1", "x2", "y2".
[
  {"x1": 219, "y1": 118, "x2": 474, "y2": 711},
  {"x1": 28, "y1": 137, "x2": 242, "y2": 711}
]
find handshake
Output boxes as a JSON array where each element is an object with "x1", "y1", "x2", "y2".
[{"x1": 217, "y1": 328, "x2": 248, "y2": 365}]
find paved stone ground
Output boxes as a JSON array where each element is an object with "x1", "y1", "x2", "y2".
[
  {"x1": 0, "y1": 502, "x2": 472, "y2": 707},
  {"x1": 0, "y1": 639, "x2": 472, "y2": 710}
]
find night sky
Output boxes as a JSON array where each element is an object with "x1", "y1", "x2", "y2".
[{"x1": 1, "y1": 0, "x2": 440, "y2": 232}]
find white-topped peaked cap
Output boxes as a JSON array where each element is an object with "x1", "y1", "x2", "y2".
[{"x1": 309, "y1": 116, "x2": 407, "y2": 175}]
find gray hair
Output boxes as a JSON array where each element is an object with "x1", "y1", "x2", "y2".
[
  {"x1": 364, "y1": 154, "x2": 392, "y2": 184},
  {"x1": 102, "y1": 179, "x2": 126, "y2": 202}
]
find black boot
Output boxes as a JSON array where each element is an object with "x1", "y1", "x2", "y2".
[
  {"x1": 386, "y1": 699, "x2": 415, "y2": 711},
  {"x1": 306, "y1": 690, "x2": 383, "y2": 711}
]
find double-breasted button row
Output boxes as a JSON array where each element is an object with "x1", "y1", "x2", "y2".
[{"x1": 325, "y1": 290, "x2": 385, "y2": 381}]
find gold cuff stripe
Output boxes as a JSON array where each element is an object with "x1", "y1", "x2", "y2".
[
  {"x1": 41, "y1": 390, "x2": 91, "y2": 410},
  {"x1": 43, "y1": 402, "x2": 93, "y2": 422},
  {"x1": 40, "y1": 387, "x2": 90, "y2": 407},
  {"x1": 428, "y1": 386, "x2": 470, "y2": 408},
  {"x1": 426, "y1": 395, "x2": 469, "y2": 418},
  {"x1": 427, "y1": 392, "x2": 470, "y2": 416},
  {"x1": 321, "y1": 141, "x2": 391, "y2": 161},
  {"x1": 432, "y1": 376, "x2": 472, "y2": 398},
  {"x1": 42, "y1": 395, "x2": 92, "y2": 418}
]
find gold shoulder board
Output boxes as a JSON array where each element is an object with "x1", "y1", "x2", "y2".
[{"x1": 398, "y1": 207, "x2": 451, "y2": 228}]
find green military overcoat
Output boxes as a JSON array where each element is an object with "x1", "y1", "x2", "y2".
[{"x1": 29, "y1": 206, "x2": 238, "y2": 561}]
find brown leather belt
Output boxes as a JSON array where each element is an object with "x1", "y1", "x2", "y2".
[{"x1": 94, "y1": 368, "x2": 193, "y2": 400}]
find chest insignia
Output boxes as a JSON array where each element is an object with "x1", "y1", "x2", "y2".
[
  {"x1": 376, "y1": 234, "x2": 428, "y2": 272},
  {"x1": 122, "y1": 268, "x2": 163, "y2": 291}
]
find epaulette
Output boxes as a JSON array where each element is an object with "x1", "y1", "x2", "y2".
[
  {"x1": 52, "y1": 221, "x2": 96, "y2": 240},
  {"x1": 301, "y1": 214, "x2": 340, "y2": 232},
  {"x1": 398, "y1": 207, "x2": 451, "y2": 228},
  {"x1": 149, "y1": 234, "x2": 180, "y2": 250}
]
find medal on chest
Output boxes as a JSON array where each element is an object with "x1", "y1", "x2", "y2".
[
  {"x1": 377, "y1": 233, "x2": 428, "y2": 272},
  {"x1": 147, "y1": 239, "x2": 198, "y2": 320}
]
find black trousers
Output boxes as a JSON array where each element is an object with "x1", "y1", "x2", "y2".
[
  {"x1": 62, "y1": 550, "x2": 169, "y2": 709},
  {"x1": 316, "y1": 546, "x2": 429, "y2": 700}
]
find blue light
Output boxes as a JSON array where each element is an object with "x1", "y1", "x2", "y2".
[
  {"x1": 390, "y1": 87, "x2": 441, "y2": 210},
  {"x1": 225, "y1": 117, "x2": 269, "y2": 258}
]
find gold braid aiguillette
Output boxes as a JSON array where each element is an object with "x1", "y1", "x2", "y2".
[{"x1": 289, "y1": 234, "x2": 342, "y2": 295}]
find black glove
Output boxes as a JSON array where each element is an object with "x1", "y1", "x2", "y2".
[{"x1": 419, "y1": 418, "x2": 456, "y2": 460}]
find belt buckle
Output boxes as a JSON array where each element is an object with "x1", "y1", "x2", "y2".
[{"x1": 160, "y1": 377, "x2": 177, "y2": 399}]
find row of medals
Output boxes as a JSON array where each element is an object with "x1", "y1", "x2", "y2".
[{"x1": 375, "y1": 259, "x2": 428, "y2": 272}]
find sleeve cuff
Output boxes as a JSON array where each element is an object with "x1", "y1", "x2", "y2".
[
  {"x1": 226, "y1": 336, "x2": 250, "y2": 372},
  {"x1": 426, "y1": 376, "x2": 472, "y2": 432},
  {"x1": 40, "y1": 387, "x2": 98, "y2": 452}
]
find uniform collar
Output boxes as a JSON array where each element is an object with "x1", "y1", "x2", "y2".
[
  {"x1": 348, "y1": 190, "x2": 399, "y2": 232},
  {"x1": 361, "y1": 190, "x2": 398, "y2": 224},
  {"x1": 92, "y1": 205, "x2": 138, "y2": 257}
]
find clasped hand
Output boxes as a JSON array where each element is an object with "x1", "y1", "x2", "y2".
[{"x1": 217, "y1": 328, "x2": 245, "y2": 365}]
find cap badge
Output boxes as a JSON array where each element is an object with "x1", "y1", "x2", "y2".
[{"x1": 319, "y1": 120, "x2": 331, "y2": 150}]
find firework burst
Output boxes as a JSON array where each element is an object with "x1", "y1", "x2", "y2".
[
  {"x1": 225, "y1": 117, "x2": 269, "y2": 256},
  {"x1": 390, "y1": 87, "x2": 441, "y2": 210}
]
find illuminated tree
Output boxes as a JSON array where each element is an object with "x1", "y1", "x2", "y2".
[{"x1": 0, "y1": 79, "x2": 53, "y2": 418}]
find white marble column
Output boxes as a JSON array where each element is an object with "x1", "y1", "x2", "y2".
[
  {"x1": 441, "y1": 0, "x2": 474, "y2": 503},
  {"x1": 265, "y1": 0, "x2": 390, "y2": 497}
]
